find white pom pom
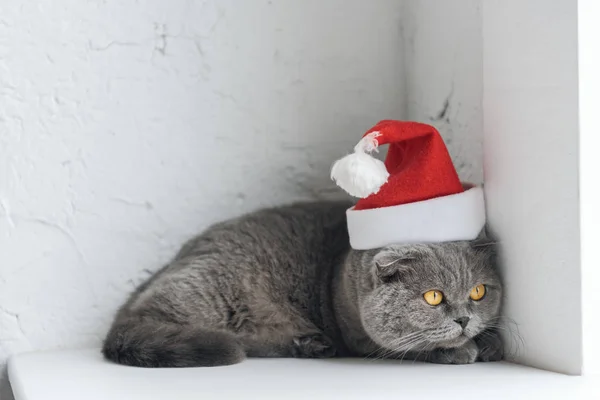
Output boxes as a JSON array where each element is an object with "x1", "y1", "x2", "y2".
[{"x1": 331, "y1": 132, "x2": 389, "y2": 198}]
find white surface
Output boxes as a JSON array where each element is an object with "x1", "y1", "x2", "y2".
[
  {"x1": 482, "y1": 0, "x2": 581, "y2": 374},
  {"x1": 346, "y1": 187, "x2": 485, "y2": 250},
  {"x1": 578, "y1": 0, "x2": 600, "y2": 376},
  {"x1": 402, "y1": 0, "x2": 484, "y2": 184},
  {"x1": 8, "y1": 349, "x2": 600, "y2": 400},
  {"x1": 0, "y1": 0, "x2": 416, "y2": 397}
]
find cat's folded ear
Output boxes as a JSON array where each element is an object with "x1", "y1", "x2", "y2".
[
  {"x1": 470, "y1": 226, "x2": 497, "y2": 250},
  {"x1": 373, "y1": 245, "x2": 429, "y2": 283},
  {"x1": 470, "y1": 226, "x2": 498, "y2": 264}
]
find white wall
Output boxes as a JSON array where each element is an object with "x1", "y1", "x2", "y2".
[
  {"x1": 0, "y1": 1, "x2": 406, "y2": 397},
  {"x1": 401, "y1": 0, "x2": 483, "y2": 184},
  {"x1": 482, "y1": 0, "x2": 581, "y2": 375},
  {"x1": 404, "y1": 0, "x2": 589, "y2": 377},
  {"x1": 579, "y1": 0, "x2": 600, "y2": 377}
]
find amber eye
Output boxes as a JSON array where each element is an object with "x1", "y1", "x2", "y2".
[
  {"x1": 470, "y1": 284, "x2": 486, "y2": 301},
  {"x1": 423, "y1": 290, "x2": 444, "y2": 306}
]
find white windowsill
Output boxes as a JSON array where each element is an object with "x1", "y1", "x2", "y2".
[{"x1": 8, "y1": 349, "x2": 600, "y2": 400}]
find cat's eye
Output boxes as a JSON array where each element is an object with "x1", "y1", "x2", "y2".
[
  {"x1": 423, "y1": 290, "x2": 443, "y2": 306},
  {"x1": 470, "y1": 284, "x2": 486, "y2": 301}
]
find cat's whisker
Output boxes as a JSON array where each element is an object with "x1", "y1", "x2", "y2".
[
  {"x1": 363, "y1": 347, "x2": 383, "y2": 360},
  {"x1": 484, "y1": 317, "x2": 525, "y2": 359},
  {"x1": 364, "y1": 346, "x2": 390, "y2": 362},
  {"x1": 387, "y1": 334, "x2": 428, "y2": 362},
  {"x1": 419, "y1": 341, "x2": 438, "y2": 362},
  {"x1": 410, "y1": 340, "x2": 432, "y2": 364},
  {"x1": 389, "y1": 331, "x2": 426, "y2": 346},
  {"x1": 367, "y1": 330, "x2": 428, "y2": 360},
  {"x1": 364, "y1": 331, "x2": 422, "y2": 360},
  {"x1": 370, "y1": 338, "x2": 420, "y2": 361},
  {"x1": 397, "y1": 339, "x2": 426, "y2": 363}
]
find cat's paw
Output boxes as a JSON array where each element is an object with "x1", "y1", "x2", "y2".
[
  {"x1": 474, "y1": 329, "x2": 504, "y2": 362},
  {"x1": 292, "y1": 334, "x2": 337, "y2": 358},
  {"x1": 428, "y1": 340, "x2": 478, "y2": 365}
]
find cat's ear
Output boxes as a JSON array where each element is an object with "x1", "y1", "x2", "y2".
[
  {"x1": 373, "y1": 246, "x2": 425, "y2": 283},
  {"x1": 470, "y1": 227, "x2": 498, "y2": 264},
  {"x1": 470, "y1": 226, "x2": 498, "y2": 251}
]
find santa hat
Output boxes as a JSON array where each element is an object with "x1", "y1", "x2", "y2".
[{"x1": 331, "y1": 120, "x2": 485, "y2": 250}]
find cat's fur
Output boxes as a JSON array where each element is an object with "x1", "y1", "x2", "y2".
[{"x1": 103, "y1": 201, "x2": 503, "y2": 367}]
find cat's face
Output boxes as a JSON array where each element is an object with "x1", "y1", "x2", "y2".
[{"x1": 359, "y1": 241, "x2": 502, "y2": 353}]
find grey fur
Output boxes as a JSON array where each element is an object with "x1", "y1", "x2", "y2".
[{"x1": 103, "y1": 201, "x2": 502, "y2": 367}]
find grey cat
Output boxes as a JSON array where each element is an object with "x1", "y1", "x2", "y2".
[{"x1": 103, "y1": 201, "x2": 503, "y2": 367}]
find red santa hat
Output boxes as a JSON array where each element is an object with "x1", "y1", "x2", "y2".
[{"x1": 331, "y1": 120, "x2": 485, "y2": 250}]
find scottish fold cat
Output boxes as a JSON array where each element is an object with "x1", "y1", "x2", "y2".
[{"x1": 103, "y1": 201, "x2": 502, "y2": 367}]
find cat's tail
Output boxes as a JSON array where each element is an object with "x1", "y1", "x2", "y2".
[{"x1": 102, "y1": 317, "x2": 245, "y2": 367}]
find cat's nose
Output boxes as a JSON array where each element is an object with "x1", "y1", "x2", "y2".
[{"x1": 454, "y1": 317, "x2": 470, "y2": 329}]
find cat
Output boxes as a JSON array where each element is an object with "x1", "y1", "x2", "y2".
[{"x1": 102, "y1": 201, "x2": 503, "y2": 367}]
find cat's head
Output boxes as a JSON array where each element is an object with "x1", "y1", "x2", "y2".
[{"x1": 358, "y1": 240, "x2": 501, "y2": 352}]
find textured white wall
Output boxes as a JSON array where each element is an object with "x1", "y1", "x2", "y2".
[
  {"x1": 0, "y1": 1, "x2": 406, "y2": 397},
  {"x1": 402, "y1": 0, "x2": 483, "y2": 184}
]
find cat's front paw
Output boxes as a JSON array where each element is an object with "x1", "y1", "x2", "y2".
[
  {"x1": 428, "y1": 340, "x2": 478, "y2": 365},
  {"x1": 292, "y1": 334, "x2": 337, "y2": 358},
  {"x1": 474, "y1": 329, "x2": 504, "y2": 362}
]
